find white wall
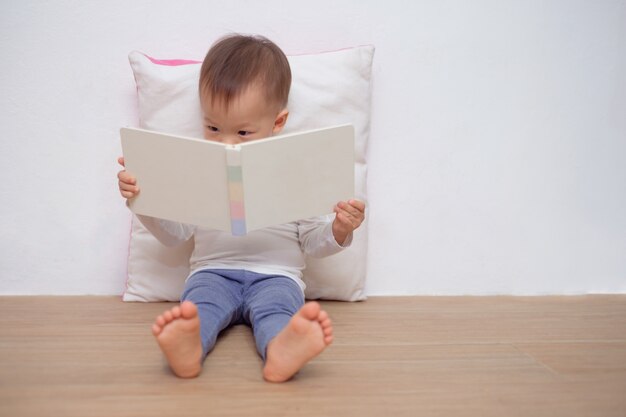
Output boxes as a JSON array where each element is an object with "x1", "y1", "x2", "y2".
[{"x1": 1, "y1": 0, "x2": 624, "y2": 296}]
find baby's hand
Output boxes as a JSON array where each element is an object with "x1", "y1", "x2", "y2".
[
  {"x1": 117, "y1": 156, "x2": 139, "y2": 199},
  {"x1": 332, "y1": 199, "x2": 366, "y2": 246}
]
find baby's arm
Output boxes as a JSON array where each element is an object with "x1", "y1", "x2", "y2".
[
  {"x1": 117, "y1": 156, "x2": 194, "y2": 246},
  {"x1": 298, "y1": 199, "x2": 365, "y2": 258},
  {"x1": 332, "y1": 199, "x2": 366, "y2": 246}
]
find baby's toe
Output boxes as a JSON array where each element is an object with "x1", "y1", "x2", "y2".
[
  {"x1": 180, "y1": 301, "x2": 198, "y2": 319},
  {"x1": 155, "y1": 315, "x2": 166, "y2": 327},
  {"x1": 300, "y1": 302, "x2": 321, "y2": 320},
  {"x1": 163, "y1": 310, "x2": 174, "y2": 322},
  {"x1": 171, "y1": 306, "x2": 182, "y2": 319},
  {"x1": 318, "y1": 310, "x2": 328, "y2": 322}
]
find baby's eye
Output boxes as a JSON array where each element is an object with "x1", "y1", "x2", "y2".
[
  {"x1": 238, "y1": 130, "x2": 251, "y2": 137},
  {"x1": 206, "y1": 125, "x2": 219, "y2": 132}
]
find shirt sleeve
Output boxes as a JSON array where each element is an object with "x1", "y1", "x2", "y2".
[
  {"x1": 127, "y1": 199, "x2": 194, "y2": 246},
  {"x1": 134, "y1": 213, "x2": 195, "y2": 246},
  {"x1": 297, "y1": 214, "x2": 353, "y2": 258}
]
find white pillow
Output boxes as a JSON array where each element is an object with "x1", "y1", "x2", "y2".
[{"x1": 122, "y1": 45, "x2": 374, "y2": 302}]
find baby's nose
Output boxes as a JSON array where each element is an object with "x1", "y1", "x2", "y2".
[{"x1": 221, "y1": 135, "x2": 241, "y2": 145}]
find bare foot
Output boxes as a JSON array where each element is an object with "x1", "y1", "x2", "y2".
[
  {"x1": 263, "y1": 301, "x2": 333, "y2": 382},
  {"x1": 152, "y1": 301, "x2": 203, "y2": 378}
]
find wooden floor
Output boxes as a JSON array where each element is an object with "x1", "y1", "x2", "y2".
[{"x1": 1, "y1": 296, "x2": 625, "y2": 417}]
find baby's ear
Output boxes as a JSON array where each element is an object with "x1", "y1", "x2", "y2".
[{"x1": 272, "y1": 109, "x2": 289, "y2": 134}]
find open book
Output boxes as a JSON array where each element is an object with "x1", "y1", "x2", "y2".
[{"x1": 120, "y1": 125, "x2": 355, "y2": 235}]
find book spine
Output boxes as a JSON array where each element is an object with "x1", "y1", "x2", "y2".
[{"x1": 225, "y1": 146, "x2": 247, "y2": 236}]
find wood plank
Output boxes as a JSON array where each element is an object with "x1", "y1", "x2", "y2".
[{"x1": 1, "y1": 295, "x2": 625, "y2": 417}]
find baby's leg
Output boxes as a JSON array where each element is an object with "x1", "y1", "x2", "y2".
[
  {"x1": 182, "y1": 271, "x2": 244, "y2": 357},
  {"x1": 243, "y1": 276, "x2": 333, "y2": 382},
  {"x1": 153, "y1": 271, "x2": 243, "y2": 378}
]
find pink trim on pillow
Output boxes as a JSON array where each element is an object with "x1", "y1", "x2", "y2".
[
  {"x1": 139, "y1": 45, "x2": 374, "y2": 66},
  {"x1": 122, "y1": 213, "x2": 134, "y2": 301},
  {"x1": 143, "y1": 53, "x2": 202, "y2": 66}
]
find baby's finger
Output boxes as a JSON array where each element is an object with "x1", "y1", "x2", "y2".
[
  {"x1": 334, "y1": 212, "x2": 350, "y2": 229},
  {"x1": 118, "y1": 156, "x2": 125, "y2": 167},
  {"x1": 339, "y1": 202, "x2": 365, "y2": 225},
  {"x1": 337, "y1": 201, "x2": 362, "y2": 219},
  {"x1": 119, "y1": 180, "x2": 138, "y2": 193},
  {"x1": 335, "y1": 207, "x2": 359, "y2": 229},
  {"x1": 348, "y1": 199, "x2": 366, "y2": 213},
  {"x1": 117, "y1": 170, "x2": 136, "y2": 184}
]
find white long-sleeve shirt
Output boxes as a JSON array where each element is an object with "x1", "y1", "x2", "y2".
[{"x1": 135, "y1": 214, "x2": 352, "y2": 292}]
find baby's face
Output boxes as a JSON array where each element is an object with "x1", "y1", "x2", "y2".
[{"x1": 201, "y1": 84, "x2": 287, "y2": 145}]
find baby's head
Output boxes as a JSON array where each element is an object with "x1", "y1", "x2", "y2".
[{"x1": 199, "y1": 34, "x2": 291, "y2": 144}]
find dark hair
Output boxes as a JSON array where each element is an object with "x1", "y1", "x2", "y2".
[{"x1": 199, "y1": 34, "x2": 291, "y2": 111}]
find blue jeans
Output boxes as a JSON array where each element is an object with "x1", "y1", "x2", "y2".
[{"x1": 181, "y1": 269, "x2": 305, "y2": 361}]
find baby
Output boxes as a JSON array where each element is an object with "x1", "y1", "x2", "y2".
[{"x1": 117, "y1": 34, "x2": 365, "y2": 382}]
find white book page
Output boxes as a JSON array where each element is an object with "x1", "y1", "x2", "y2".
[
  {"x1": 239, "y1": 125, "x2": 355, "y2": 232},
  {"x1": 120, "y1": 128, "x2": 231, "y2": 231}
]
